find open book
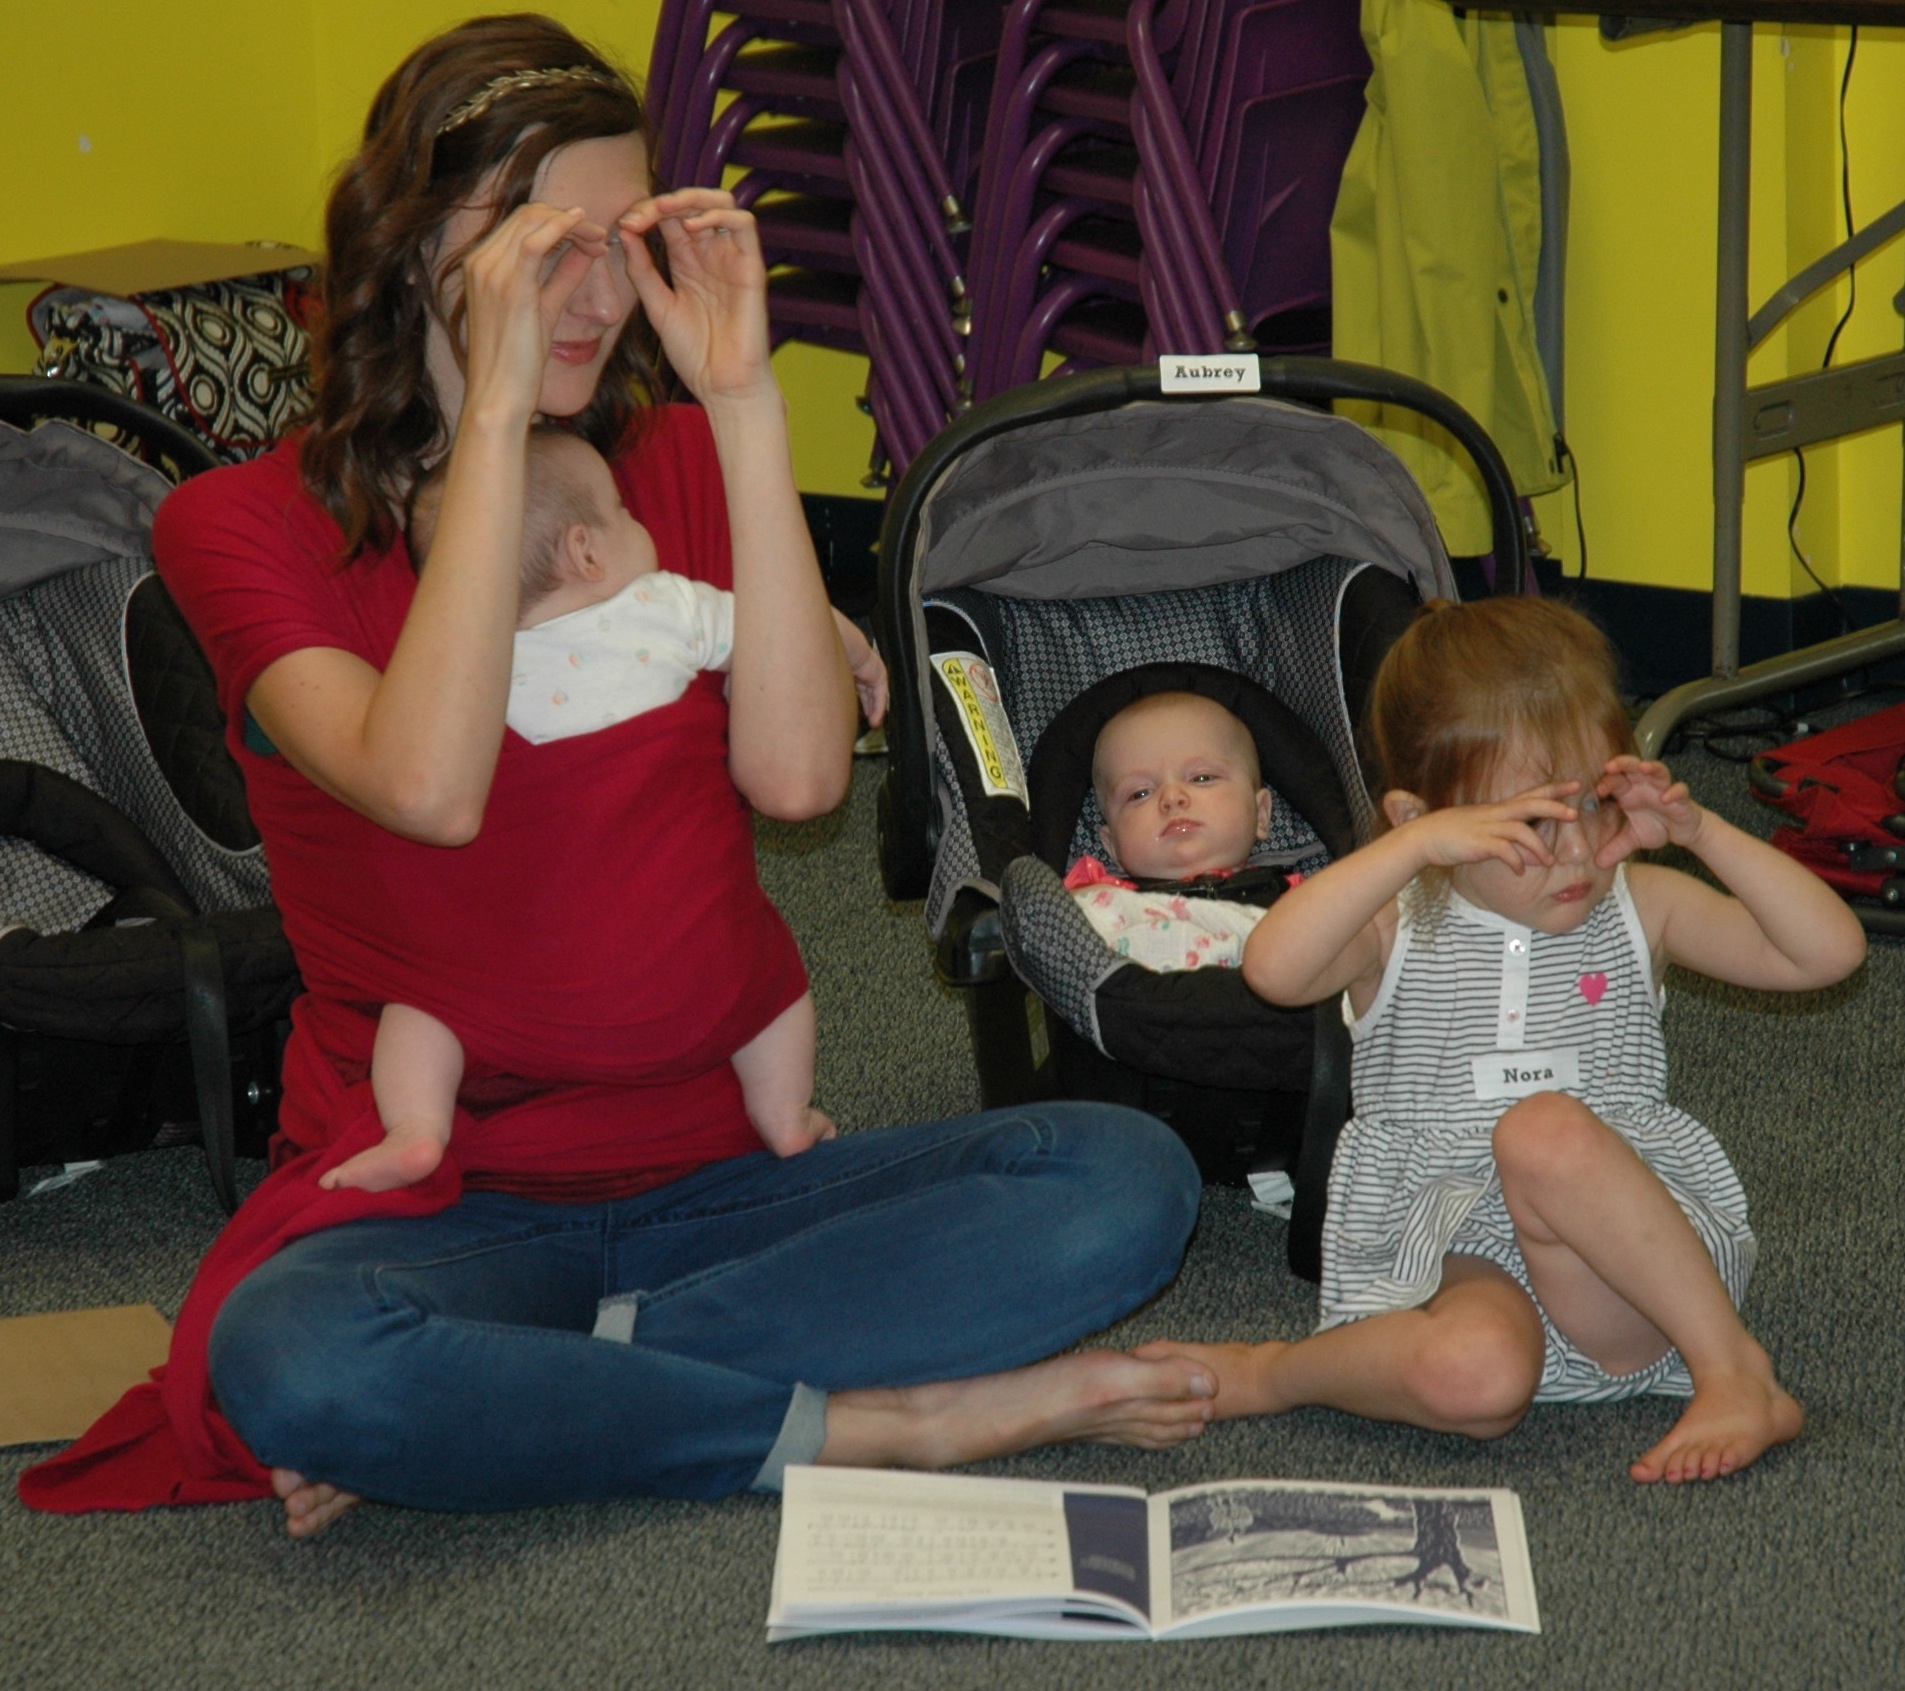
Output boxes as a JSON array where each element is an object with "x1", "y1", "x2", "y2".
[{"x1": 768, "y1": 1467, "x2": 1539, "y2": 1642}]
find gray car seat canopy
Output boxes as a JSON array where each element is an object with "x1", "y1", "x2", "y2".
[{"x1": 912, "y1": 398, "x2": 1456, "y2": 604}]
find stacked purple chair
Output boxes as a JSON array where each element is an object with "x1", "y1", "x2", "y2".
[
  {"x1": 650, "y1": 0, "x2": 1002, "y2": 478},
  {"x1": 965, "y1": 0, "x2": 1368, "y2": 402},
  {"x1": 649, "y1": 0, "x2": 1368, "y2": 469}
]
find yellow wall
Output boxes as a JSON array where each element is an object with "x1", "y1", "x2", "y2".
[
  {"x1": 1533, "y1": 17, "x2": 1905, "y2": 595},
  {"x1": 0, "y1": 0, "x2": 876, "y2": 495},
  {"x1": 0, "y1": 7, "x2": 1897, "y2": 577}
]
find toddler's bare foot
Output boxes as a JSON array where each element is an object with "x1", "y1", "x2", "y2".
[
  {"x1": 1132, "y1": 1338, "x2": 1292, "y2": 1421},
  {"x1": 1629, "y1": 1358, "x2": 1803, "y2": 1483},
  {"x1": 318, "y1": 1129, "x2": 447, "y2": 1193},
  {"x1": 825, "y1": 1350, "x2": 1217, "y2": 1470},
  {"x1": 271, "y1": 1467, "x2": 362, "y2": 1538},
  {"x1": 758, "y1": 1107, "x2": 837, "y2": 1158}
]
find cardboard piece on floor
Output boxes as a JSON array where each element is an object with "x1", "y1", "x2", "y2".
[
  {"x1": 0, "y1": 239, "x2": 320, "y2": 296},
  {"x1": 0, "y1": 1304, "x2": 172, "y2": 1447}
]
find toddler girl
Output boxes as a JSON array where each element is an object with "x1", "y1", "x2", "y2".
[
  {"x1": 1141, "y1": 597, "x2": 1864, "y2": 1482},
  {"x1": 321, "y1": 430, "x2": 882, "y2": 1193}
]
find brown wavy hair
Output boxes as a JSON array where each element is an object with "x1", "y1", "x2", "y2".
[
  {"x1": 1366, "y1": 596, "x2": 1635, "y2": 819},
  {"x1": 301, "y1": 13, "x2": 662, "y2": 561}
]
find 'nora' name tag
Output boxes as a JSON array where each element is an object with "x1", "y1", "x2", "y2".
[{"x1": 1471, "y1": 1047, "x2": 1582, "y2": 1101}]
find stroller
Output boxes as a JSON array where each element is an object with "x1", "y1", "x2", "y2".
[
  {"x1": 0, "y1": 376, "x2": 301, "y2": 1211},
  {"x1": 873, "y1": 358, "x2": 1526, "y2": 1279}
]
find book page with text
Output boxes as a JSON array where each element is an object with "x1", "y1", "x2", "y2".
[{"x1": 775, "y1": 1468, "x2": 1078, "y2": 1609}]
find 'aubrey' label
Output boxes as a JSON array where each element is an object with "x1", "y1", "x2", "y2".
[{"x1": 1158, "y1": 355, "x2": 1261, "y2": 394}]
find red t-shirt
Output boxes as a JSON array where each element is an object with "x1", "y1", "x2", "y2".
[{"x1": 18, "y1": 407, "x2": 807, "y2": 1511}]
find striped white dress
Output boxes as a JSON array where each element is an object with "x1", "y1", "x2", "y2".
[{"x1": 1320, "y1": 867, "x2": 1755, "y2": 1400}]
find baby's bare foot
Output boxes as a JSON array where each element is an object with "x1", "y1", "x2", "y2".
[
  {"x1": 318, "y1": 1129, "x2": 446, "y2": 1193},
  {"x1": 826, "y1": 1350, "x2": 1216, "y2": 1470},
  {"x1": 271, "y1": 1467, "x2": 362, "y2": 1538},
  {"x1": 1132, "y1": 1338, "x2": 1292, "y2": 1421},
  {"x1": 1629, "y1": 1364, "x2": 1803, "y2": 1483}
]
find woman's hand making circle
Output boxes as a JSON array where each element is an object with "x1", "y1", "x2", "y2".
[
  {"x1": 617, "y1": 190, "x2": 773, "y2": 406},
  {"x1": 450, "y1": 200, "x2": 612, "y2": 426}
]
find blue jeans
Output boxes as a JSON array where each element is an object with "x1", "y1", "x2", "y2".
[{"x1": 208, "y1": 1102, "x2": 1199, "y2": 1507}]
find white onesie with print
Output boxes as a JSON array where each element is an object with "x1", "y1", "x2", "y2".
[{"x1": 507, "y1": 571, "x2": 734, "y2": 746}]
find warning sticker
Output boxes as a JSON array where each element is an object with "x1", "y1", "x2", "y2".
[{"x1": 935, "y1": 652, "x2": 1027, "y2": 802}]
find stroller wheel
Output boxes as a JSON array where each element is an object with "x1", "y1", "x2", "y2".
[{"x1": 876, "y1": 774, "x2": 932, "y2": 901}]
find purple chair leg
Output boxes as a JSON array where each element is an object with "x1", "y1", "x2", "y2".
[
  {"x1": 970, "y1": 114, "x2": 1099, "y2": 395},
  {"x1": 1005, "y1": 271, "x2": 1119, "y2": 389},
  {"x1": 1129, "y1": 0, "x2": 1248, "y2": 345},
  {"x1": 980, "y1": 195, "x2": 1102, "y2": 396},
  {"x1": 835, "y1": 0, "x2": 964, "y2": 221},
  {"x1": 835, "y1": 54, "x2": 967, "y2": 299},
  {"x1": 1133, "y1": 171, "x2": 1214, "y2": 353}
]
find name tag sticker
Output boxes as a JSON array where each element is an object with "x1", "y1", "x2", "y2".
[
  {"x1": 1158, "y1": 355, "x2": 1261, "y2": 394},
  {"x1": 1471, "y1": 1046, "x2": 1582, "y2": 1102}
]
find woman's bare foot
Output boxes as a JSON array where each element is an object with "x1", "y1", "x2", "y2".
[
  {"x1": 1132, "y1": 1338, "x2": 1292, "y2": 1421},
  {"x1": 1629, "y1": 1363, "x2": 1804, "y2": 1483},
  {"x1": 822, "y1": 1350, "x2": 1217, "y2": 1471},
  {"x1": 318, "y1": 1127, "x2": 447, "y2": 1193},
  {"x1": 271, "y1": 1467, "x2": 362, "y2": 1538}
]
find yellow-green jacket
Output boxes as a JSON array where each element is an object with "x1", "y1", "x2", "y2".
[{"x1": 1331, "y1": 0, "x2": 1568, "y2": 556}]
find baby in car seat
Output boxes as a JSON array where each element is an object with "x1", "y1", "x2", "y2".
[
  {"x1": 1066, "y1": 691, "x2": 1282, "y2": 973},
  {"x1": 321, "y1": 429, "x2": 881, "y2": 1192}
]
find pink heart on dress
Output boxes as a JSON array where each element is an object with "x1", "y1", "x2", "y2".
[{"x1": 1578, "y1": 972, "x2": 1609, "y2": 1006}]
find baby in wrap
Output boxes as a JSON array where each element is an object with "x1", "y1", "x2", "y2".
[{"x1": 322, "y1": 429, "x2": 883, "y2": 1192}]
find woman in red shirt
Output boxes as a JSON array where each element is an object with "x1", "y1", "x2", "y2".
[{"x1": 24, "y1": 15, "x2": 1212, "y2": 1535}]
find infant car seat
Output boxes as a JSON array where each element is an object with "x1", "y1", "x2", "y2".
[
  {"x1": 874, "y1": 359, "x2": 1527, "y2": 1279},
  {"x1": 0, "y1": 377, "x2": 301, "y2": 1211}
]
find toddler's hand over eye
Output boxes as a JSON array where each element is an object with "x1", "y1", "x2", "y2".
[
  {"x1": 1594, "y1": 756, "x2": 1704, "y2": 864},
  {"x1": 1406, "y1": 783, "x2": 1582, "y2": 875}
]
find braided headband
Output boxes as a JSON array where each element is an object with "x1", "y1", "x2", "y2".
[{"x1": 438, "y1": 65, "x2": 628, "y2": 135}]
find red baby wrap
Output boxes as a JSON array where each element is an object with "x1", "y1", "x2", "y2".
[{"x1": 19, "y1": 411, "x2": 806, "y2": 1511}]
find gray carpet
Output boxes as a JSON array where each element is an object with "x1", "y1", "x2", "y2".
[{"x1": 5, "y1": 724, "x2": 1903, "y2": 1690}]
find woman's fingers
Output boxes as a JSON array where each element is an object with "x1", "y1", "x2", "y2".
[
  {"x1": 615, "y1": 191, "x2": 772, "y2": 403},
  {"x1": 450, "y1": 200, "x2": 634, "y2": 417},
  {"x1": 620, "y1": 187, "x2": 751, "y2": 234},
  {"x1": 468, "y1": 203, "x2": 603, "y2": 321}
]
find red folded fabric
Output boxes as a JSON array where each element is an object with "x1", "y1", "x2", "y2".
[{"x1": 19, "y1": 1088, "x2": 459, "y2": 1509}]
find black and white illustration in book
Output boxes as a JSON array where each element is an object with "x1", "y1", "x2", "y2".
[{"x1": 1168, "y1": 1484, "x2": 1510, "y2": 1624}]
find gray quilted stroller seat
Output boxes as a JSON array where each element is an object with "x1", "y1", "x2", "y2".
[{"x1": 874, "y1": 361, "x2": 1524, "y2": 1279}]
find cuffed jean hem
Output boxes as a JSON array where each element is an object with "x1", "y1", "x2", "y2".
[{"x1": 751, "y1": 1382, "x2": 828, "y2": 1493}]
